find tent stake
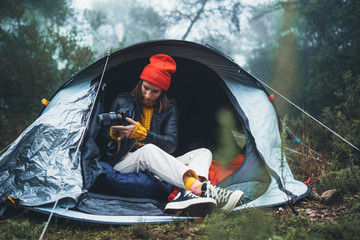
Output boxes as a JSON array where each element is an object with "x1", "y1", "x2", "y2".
[{"x1": 288, "y1": 201, "x2": 298, "y2": 215}]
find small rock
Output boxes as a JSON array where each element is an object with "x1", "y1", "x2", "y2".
[
  {"x1": 305, "y1": 208, "x2": 313, "y2": 214},
  {"x1": 320, "y1": 189, "x2": 342, "y2": 205},
  {"x1": 309, "y1": 212, "x2": 322, "y2": 218},
  {"x1": 276, "y1": 207, "x2": 285, "y2": 214}
]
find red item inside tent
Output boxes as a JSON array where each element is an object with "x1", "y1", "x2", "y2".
[{"x1": 208, "y1": 154, "x2": 244, "y2": 185}]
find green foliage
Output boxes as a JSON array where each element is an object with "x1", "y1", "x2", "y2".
[
  {"x1": 319, "y1": 71, "x2": 360, "y2": 165},
  {"x1": 308, "y1": 219, "x2": 360, "y2": 240},
  {"x1": 83, "y1": 9, "x2": 107, "y2": 30},
  {"x1": 296, "y1": 0, "x2": 360, "y2": 115},
  {"x1": 247, "y1": 1, "x2": 360, "y2": 169},
  {"x1": 49, "y1": 25, "x2": 94, "y2": 81},
  {"x1": 280, "y1": 113, "x2": 327, "y2": 181},
  {"x1": 0, "y1": 0, "x2": 72, "y2": 26},
  {"x1": 341, "y1": 193, "x2": 360, "y2": 221},
  {"x1": 272, "y1": 214, "x2": 313, "y2": 240},
  {"x1": 283, "y1": 70, "x2": 360, "y2": 182},
  {"x1": 205, "y1": 209, "x2": 274, "y2": 239},
  {"x1": 0, "y1": 1, "x2": 94, "y2": 149},
  {"x1": 317, "y1": 72, "x2": 358, "y2": 164},
  {"x1": 1, "y1": 19, "x2": 57, "y2": 119},
  {"x1": 318, "y1": 166, "x2": 360, "y2": 195},
  {"x1": 0, "y1": 219, "x2": 44, "y2": 240},
  {"x1": 246, "y1": 44, "x2": 275, "y2": 83},
  {"x1": 204, "y1": 205, "x2": 360, "y2": 240},
  {"x1": 130, "y1": 223, "x2": 152, "y2": 239},
  {"x1": 284, "y1": 119, "x2": 359, "y2": 185}
]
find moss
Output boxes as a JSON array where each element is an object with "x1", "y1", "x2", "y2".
[
  {"x1": 309, "y1": 220, "x2": 360, "y2": 240},
  {"x1": 0, "y1": 219, "x2": 44, "y2": 240},
  {"x1": 317, "y1": 166, "x2": 360, "y2": 194},
  {"x1": 205, "y1": 208, "x2": 274, "y2": 240}
]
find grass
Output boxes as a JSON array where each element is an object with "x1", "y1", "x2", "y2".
[
  {"x1": 0, "y1": 209, "x2": 207, "y2": 240},
  {"x1": 1, "y1": 190, "x2": 360, "y2": 240}
]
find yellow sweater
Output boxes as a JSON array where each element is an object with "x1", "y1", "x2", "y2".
[{"x1": 129, "y1": 101, "x2": 155, "y2": 142}]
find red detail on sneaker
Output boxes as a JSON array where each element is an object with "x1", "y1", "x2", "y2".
[{"x1": 168, "y1": 188, "x2": 180, "y2": 202}]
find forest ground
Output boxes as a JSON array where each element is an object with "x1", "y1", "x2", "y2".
[{"x1": 1, "y1": 187, "x2": 359, "y2": 240}]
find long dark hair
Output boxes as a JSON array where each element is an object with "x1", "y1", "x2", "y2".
[{"x1": 131, "y1": 80, "x2": 170, "y2": 112}]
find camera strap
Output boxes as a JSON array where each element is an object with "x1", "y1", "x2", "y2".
[
  {"x1": 106, "y1": 139, "x2": 121, "y2": 156},
  {"x1": 116, "y1": 141, "x2": 121, "y2": 153}
]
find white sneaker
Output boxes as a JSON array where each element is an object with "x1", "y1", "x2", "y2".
[
  {"x1": 201, "y1": 182, "x2": 244, "y2": 213},
  {"x1": 164, "y1": 189, "x2": 217, "y2": 216}
]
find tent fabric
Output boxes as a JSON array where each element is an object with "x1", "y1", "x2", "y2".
[
  {"x1": 0, "y1": 85, "x2": 97, "y2": 207},
  {"x1": 0, "y1": 40, "x2": 310, "y2": 223},
  {"x1": 76, "y1": 192, "x2": 167, "y2": 216},
  {"x1": 222, "y1": 82, "x2": 309, "y2": 209},
  {"x1": 33, "y1": 206, "x2": 196, "y2": 225}
]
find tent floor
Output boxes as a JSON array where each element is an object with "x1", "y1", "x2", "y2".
[{"x1": 32, "y1": 206, "x2": 199, "y2": 225}]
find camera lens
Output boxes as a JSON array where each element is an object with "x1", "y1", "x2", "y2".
[{"x1": 97, "y1": 113, "x2": 123, "y2": 127}]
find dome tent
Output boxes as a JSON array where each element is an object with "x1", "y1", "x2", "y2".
[{"x1": 0, "y1": 40, "x2": 309, "y2": 224}]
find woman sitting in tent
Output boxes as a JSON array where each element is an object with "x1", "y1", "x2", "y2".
[{"x1": 96, "y1": 54, "x2": 244, "y2": 213}]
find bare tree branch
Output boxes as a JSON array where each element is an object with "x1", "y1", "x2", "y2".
[{"x1": 182, "y1": 0, "x2": 208, "y2": 40}]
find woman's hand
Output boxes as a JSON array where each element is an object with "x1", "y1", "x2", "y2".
[{"x1": 111, "y1": 117, "x2": 137, "y2": 138}]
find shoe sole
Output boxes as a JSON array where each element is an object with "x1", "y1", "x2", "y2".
[
  {"x1": 220, "y1": 190, "x2": 244, "y2": 213},
  {"x1": 164, "y1": 198, "x2": 217, "y2": 217}
]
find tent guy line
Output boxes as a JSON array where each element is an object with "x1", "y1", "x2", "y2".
[
  {"x1": 38, "y1": 52, "x2": 111, "y2": 240},
  {"x1": 245, "y1": 70, "x2": 360, "y2": 152}
]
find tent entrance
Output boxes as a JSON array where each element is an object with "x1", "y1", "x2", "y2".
[
  {"x1": 85, "y1": 56, "x2": 270, "y2": 204},
  {"x1": 99, "y1": 57, "x2": 245, "y2": 158}
]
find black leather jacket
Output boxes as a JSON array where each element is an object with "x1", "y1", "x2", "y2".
[{"x1": 97, "y1": 92, "x2": 179, "y2": 167}]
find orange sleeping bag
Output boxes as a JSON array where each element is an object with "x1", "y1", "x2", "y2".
[{"x1": 208, "y1": 154, "x2": 244, "y2": 185}]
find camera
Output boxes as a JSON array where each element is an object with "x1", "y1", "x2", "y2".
[{"x1": 97, "y1": 111, "x2": 130, "y2": 128}]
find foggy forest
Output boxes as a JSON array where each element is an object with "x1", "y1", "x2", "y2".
[{"x1": 1, "y1": 0, "x2": 360, "y2": 239}]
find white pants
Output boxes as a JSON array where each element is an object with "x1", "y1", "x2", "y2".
[{"x1": 113, "y1": 144, "x2": 212, "y2": 189}]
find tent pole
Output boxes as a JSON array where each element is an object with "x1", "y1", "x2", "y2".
[
  {"x1": 38, "y1": 51, "x2": 111, "y2": 240},
  {"x1": 0, "y1": 143, "x2": 11, "y2": 156}
]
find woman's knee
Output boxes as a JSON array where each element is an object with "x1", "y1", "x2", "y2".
[
  {"x1": 198, "y1": 148, "x2": 212, "y2": 157},
  {"x1": 140, "y1": 143, "x2": 165, "y2": 154}
]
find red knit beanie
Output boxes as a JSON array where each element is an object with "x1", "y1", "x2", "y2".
[{"x1": 140, "y1": 54, "x2": 176, "y2": 91}]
